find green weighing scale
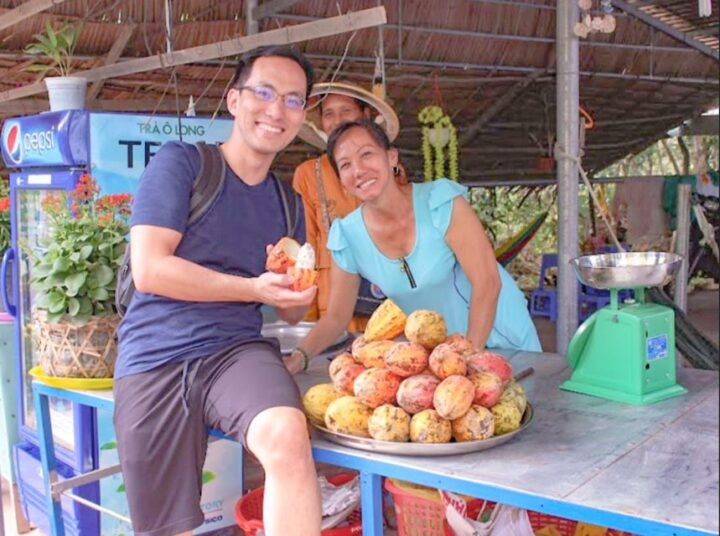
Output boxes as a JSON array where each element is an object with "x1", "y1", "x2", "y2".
[{"x1": 561, "y1": 251, "x2": 688, "y2": 405}]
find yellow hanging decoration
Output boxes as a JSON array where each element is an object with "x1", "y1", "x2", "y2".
[{"x1": 418, "y1": 105, "x2": 459, "y2": 181}]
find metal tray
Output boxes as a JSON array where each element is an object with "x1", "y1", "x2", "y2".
[
  {"x1": 261, "y1": 321, "x2": 352, "y2": 356},
  {"x1": 312, "y1": 403, "x2": 534, "y2": 456}
]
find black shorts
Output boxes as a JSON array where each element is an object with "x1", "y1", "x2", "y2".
[{"x1": 113, "y1": 339, "x2": 302, "y2": 536}]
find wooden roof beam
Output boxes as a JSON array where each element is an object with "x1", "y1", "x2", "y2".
[
  {"x1": 0, "y1": 97, "x2": 222, "y2": 115},
  {"x1": 459, "y1": 69, "x2": 545, "y2": 146},
  {"x1": 87, "y1": 24, "x2": 136, "y2": 101},
  {"x1": 252, "y1": 0, "x2": 303, "y2": 20},
  {"x1": 611, "y1": 0, "x2": 719, "y2": 61},
  {"x1": 0, "y1": 6, "x2": 386, "y2": 104},
  {"x1": 0, "y1": 0, "x2": 67, "y2": 32}
]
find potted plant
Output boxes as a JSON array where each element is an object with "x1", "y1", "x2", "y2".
[
  {"x1": 24, "y1": 20, "x2": 86, "y2": 111},
  {"x1": 30, "y1": 174, "x2": 131, "y2": 378}
]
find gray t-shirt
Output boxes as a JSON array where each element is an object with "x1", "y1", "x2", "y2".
[{"x1": 115, "y1": 141, "x2": 305, "y2": 379}]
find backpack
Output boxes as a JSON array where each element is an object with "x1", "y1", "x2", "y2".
[{"x1": 115, "y1": 142, "x2": 300, "y2": 317}]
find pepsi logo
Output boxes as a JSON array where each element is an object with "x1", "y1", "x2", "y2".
[{"x1": 3, "y1": 122, "x2": 22, "y2": 164}]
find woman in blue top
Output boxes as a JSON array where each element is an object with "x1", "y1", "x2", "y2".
[{"x1": 292, "y1": 119, "x2": 540, "y2": 371}]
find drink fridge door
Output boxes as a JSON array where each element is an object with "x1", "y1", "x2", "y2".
[{"x1": 10, "y1": 170, "x2": 94, "y2": 469}]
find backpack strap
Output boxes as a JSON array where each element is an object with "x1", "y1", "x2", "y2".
[
  {"x1": 115, "y1": 142, "x2": 226, "y2": 318},
  {"x1": 189, "y1": 142, "x2": 226, "y2": 226},
  {"x1": 273, "y1": 175, "x2": 301, "y2": 237}
]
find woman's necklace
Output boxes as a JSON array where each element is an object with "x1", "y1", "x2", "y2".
[{"x1": 369, "y1": 189, "x2": 417, "y2": 289}]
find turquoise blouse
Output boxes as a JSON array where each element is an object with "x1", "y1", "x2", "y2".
[{"x1": 327, "y1": 179, "x2": 541, "y2": 352}]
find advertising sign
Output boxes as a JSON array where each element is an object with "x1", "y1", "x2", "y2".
[
  {"x1": 1, "y1": 111, "x2": 88, "y2": 168},
  {"x1": 88, "y1": 113, "x2": 232, "y2": 195}
]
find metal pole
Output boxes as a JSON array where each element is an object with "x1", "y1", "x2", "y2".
[
  {"x1": 556, "y1": 0, "x2": 580, "y2": 354},
  {"x1": 397, "y1": 0, "x2": 403, "y2": 64},
  {"x1": 246, "y1": 0, "x2": 259, "y2": 35},
  {"x1": 674, "y1": 183, "x2": 692, "y2": 313},
  {"x1": 303, "y1": 53, "x2": 718, "y2": 85}
]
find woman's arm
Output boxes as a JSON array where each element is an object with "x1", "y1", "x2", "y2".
[
  {"x1": 288, "y1": 261, "x2": 359, "y2": 373},
  {"x1": 444, "y1": 197, "x2": 501, "y2": 349},
  {"x1": 292, "y1": 162, "x2": 322, "y2": 319}
]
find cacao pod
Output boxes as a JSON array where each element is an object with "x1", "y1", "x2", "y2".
[{"x1": 364, "y1": 299, "x2": 407, "y2": 341}]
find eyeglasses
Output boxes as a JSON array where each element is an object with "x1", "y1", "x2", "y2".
[{"x1": 238, "y1": 85, "x2": 306, "y2": 111}]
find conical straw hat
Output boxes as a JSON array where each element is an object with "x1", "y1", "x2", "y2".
[{"x1": 298, "y1": 81, "x2": 400, "y2": 150}]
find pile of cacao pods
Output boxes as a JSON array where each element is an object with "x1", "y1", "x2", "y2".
[{"x1": 303, "y1": 299, "x2": 528, "y2": 444}]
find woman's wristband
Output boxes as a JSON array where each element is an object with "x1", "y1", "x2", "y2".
[{"x1": 295, "y1": 346, "x2": 310, "y2": 372}]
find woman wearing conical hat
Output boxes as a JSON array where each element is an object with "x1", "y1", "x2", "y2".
[{"x1": 292, "y1": 82, "x2": 401, "y2": 332}]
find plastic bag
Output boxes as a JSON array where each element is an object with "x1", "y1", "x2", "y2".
[
  {"x1": 442, "y1": 490, "x2": 534, "y2": 536},
  {"x1": 319, "y1": 475, "x2": 360, "y2": 530}
]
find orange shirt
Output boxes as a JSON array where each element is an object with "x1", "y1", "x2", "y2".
[{"x1": 292, "y1": 154, "x2": 368, "y2": 333}]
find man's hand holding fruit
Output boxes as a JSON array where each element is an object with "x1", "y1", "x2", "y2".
[{"x1": 261, "y1": 237, "x2": 319, "y2": 324}]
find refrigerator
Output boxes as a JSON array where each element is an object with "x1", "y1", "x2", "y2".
[{"x1": 1, "y1": 110, "x2": 245, "y2": 535}]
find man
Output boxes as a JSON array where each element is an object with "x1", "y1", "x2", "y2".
[
  {"x1": 292, "y1": 82, "x2": 400, "y2": 335},
  {"x1": 114, "y1": 45, "x2": 321, "y2": 536}
]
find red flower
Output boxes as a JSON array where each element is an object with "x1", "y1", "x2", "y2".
[
  {"x1": 0, "y1": 197, "x2": 9, "y2": 212},
  {"x1": 96, "y1": 193, "x2": 133, "y2": 217},
  {"x1": 70, "y1": 174, "x2": 99, "y2": 203}
]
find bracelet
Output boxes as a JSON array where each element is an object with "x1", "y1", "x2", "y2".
[{"x1": 296, "y1": 346, "x2": 310, "y2": 372}]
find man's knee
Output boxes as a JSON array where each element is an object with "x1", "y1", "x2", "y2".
[{"x1": 246, "y1": 407, "x2": 312, "y2": 467}]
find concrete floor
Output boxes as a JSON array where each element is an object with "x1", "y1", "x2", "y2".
[{"x1": 3, "y1": 290, "x2": 717, "y2": 535}]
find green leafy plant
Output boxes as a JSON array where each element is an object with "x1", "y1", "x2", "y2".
[
  {"x1": 24, "y1": 21, "x2": 80, "y2": 77},
  {"x1": 31, "y1": 174, "x2": 131, "y2": 325}
]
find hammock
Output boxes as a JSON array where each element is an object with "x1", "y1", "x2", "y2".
[{"x1": 494, "y1": 210, "x2": 549, "y2": 267}]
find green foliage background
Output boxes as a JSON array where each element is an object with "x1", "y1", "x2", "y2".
[{"x1": 466, "y1": 134, "x2": 719, "y2": 290}]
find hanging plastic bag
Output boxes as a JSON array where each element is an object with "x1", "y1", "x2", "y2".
[
  {"x1": 442, "y1": 489, "x2": 534, "y2": 536},
  {"x1": 319, "y1": 475, "x2": 360, "y2": 530}
]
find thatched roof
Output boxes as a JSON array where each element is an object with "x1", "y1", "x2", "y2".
[{"x1": 0, "y1": 0, "x2": 718, "y2": 182}]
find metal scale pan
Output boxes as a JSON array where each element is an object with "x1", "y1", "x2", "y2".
[{"x1": 570, "y1": 251, "x2": 682, "y2": 290}]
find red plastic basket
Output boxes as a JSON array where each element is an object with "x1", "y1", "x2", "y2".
[
  {"x1": 234, "y1": 472, "x2": 362, "y2": 536},
  {"x1": 525, "y1": 511, "x2": 633, "y2": 536},
  {"x1": 385, "y1": 478, "x2": 470, "y2": 536}
]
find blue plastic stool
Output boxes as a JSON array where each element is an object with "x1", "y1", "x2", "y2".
[
  {"x1": 578, "y1": 288, "x2": 611, "y2": 322},
  {"x1": 530, "y1": 253, "x2": 558, "y2": 322}
]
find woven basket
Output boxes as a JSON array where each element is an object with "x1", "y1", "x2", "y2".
[{"x1": 33, "y1": 311, "x2": 119, "y2": 378}]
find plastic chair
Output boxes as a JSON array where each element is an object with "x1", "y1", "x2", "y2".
[{"x1": 530, "y1": 253, "x2": 558, "y2": 322}]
